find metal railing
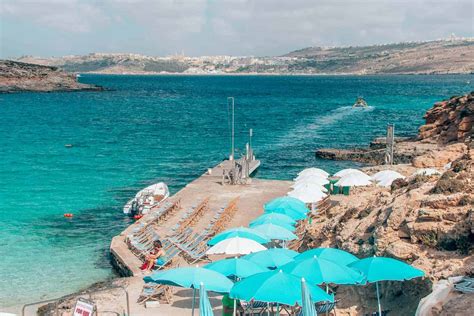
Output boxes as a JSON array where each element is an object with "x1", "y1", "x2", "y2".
[{"x1": 22, "y1": 285, "x2": 130, "y2": 316}]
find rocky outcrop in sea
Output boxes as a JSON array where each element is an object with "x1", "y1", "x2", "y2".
[{"x1": 0, "y1": 60, "x2": 103, "y2": 93}]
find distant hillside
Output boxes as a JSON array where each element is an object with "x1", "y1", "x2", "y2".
[
  {"x1": 0, "y1": 60, "x2": 103, "y2": 93},
  {"x1": 17, "y1": 54, "x2": 190, "y2": 75},
  {"x1": 283, "y1": 39, "x2": 474, "y2": 74},
  {"x1": 16, "y1": 39, "x2": 474, "y2": 75}
]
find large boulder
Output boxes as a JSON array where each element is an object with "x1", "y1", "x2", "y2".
[{"x1": 418, "y1": 92, "x2": 473, "y2": 144}]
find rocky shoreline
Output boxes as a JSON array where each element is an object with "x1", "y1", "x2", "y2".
[
  {"x1": 316, "y1": 93, "x2": 473, "y2": 166},
  {"x1": 0, "y1": 60, "x2": 103, "y2": 93},
  {"x1": 310, "y1": 92, "x2": 473, "y2": 314}
]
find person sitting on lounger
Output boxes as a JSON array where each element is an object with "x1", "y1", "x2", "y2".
[{"x1": 140, "y1": 240, "x2": 166, "y2": 271}]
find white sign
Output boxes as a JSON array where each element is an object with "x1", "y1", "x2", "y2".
[{"x1": 73, "y1": 298, "x2": 95, "y2": 316}]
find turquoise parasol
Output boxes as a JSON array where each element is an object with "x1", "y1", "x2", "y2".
[
  {"x1": 251, "y1": 223, "x2": 298, "y2": 241},
  {"x1": 349, "y1": 256, "x2": 425, "y2": 316},
  {"x1": 244, "y1": 248, "x2": 298, "y2": 269},
  {"x1": 207, "y1": 227, "x2": 269, "y2": 246},
  {"x1": 204, "y1": 257, "x2": 268, "y2": 279},
  {"x1": 282, "y1": 255, "x2": 365, "y2": 285},
  {"x1": 199, "y1": 283, "x2": 214, "y2": 316},
  {"x1": 296, "y1": 248, "x2": 359, "y2": 266},
  {"x1": 230, "y1": 270, "x2": 333, "y2": 306}
]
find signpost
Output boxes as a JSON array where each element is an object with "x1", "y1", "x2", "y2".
[
  {"x1": 73, "y1": 298, "x2": 95, "y2": 316},
  {"x1": 385, "y1": 124, "x2": 395, "y2": 165}
]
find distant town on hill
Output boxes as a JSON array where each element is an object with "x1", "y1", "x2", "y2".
[{"x1": 11, "y1": 38, "x2": 474, "y2": 75}]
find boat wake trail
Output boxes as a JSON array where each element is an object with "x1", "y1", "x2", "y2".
[{"x1": 275, "y1": 105, "x2": 374, "y2": 149}]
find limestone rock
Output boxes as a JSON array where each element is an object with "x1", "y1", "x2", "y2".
[
  {"x1": 385, "y1": 240, "x2": 419, "y2": 260},
  {"x1": 412, "y1": 143, "x2": 467, "y2": 168},
  {"x1": 418, "y1": 92, "x2": 473, "y2": 144}
]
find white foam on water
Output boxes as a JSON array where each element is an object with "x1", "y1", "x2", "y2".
[{"x1": 275, "y1": 105, "x2": 374, "y2": 148}]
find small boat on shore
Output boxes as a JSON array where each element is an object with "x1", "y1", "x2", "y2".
[
  {"x1": 123, "y1": 182, "x2": 169, "y2": 216},
  {"x1": 352, "y1": 97, "x2": 368, "y2": 108}
]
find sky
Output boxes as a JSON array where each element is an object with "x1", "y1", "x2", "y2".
[{"x1": 0, "y1": 0, "x2": 473, "y2": 58}]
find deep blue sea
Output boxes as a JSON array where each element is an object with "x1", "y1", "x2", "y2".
[{"x1": 0, "y1": 74, "x2": 472, "y2": 307}]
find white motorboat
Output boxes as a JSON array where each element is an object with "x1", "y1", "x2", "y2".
[
  {"x1": 123, "y1": 182, "x2": 169, "y2": 216},
  {"x1": 353, "y1": 97, "x2": 368, "y2": 108}
]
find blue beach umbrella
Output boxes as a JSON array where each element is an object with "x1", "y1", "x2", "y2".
[
  {"x1": 252, "y1": 223, "x2": 298, "y2": 241},
  {"x1": 249, "y1": 218, "x2": 296, "y2": 232},
  {"x1": 301, "y1": 278, "x2": 318, "y2": 316},
  {"x1": 265, "y1": 196, "x2": 309, "y2": 214},
  {"x1": 250, "y1": 213, "x2": 297, "y2": 226},
  {"x1": 349, "y1": 256, "x2": 425, "y2": 316},
  {"x1": 264, "y1": 206, "x2": 307, "y2": 220},
  {"x1": 244, "y1": 248, "x2": 298, "y2": 269},
  {"x1": 281, "y1": 256, "x2": 364, "y2": 285},
  {"x1": 230, "y1": 270, "x2": 333, "y2": 306},
  {"x1": 207, "y1": 227, "x2": 269, "y2": 246},
  {"x1": 296, "y1": 248, "x2": 359, "y2": 266},
  {"x1": 199, "y1": 283, "x2": 214, "y2": 316},
  {"x1": 204, "y1": 257, "x2": 268, "y2": 279},
  {"x1": 144, "y1": 267, "x2": 233, "y2": 316}
]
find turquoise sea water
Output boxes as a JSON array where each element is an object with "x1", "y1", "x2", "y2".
[{"x1": 0, "y1": 75, "x2": 472, "y2": 307}]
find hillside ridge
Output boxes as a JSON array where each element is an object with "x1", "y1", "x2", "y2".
[{"x1": 15, "y1": 38, "x2": 474, "y2": 75}]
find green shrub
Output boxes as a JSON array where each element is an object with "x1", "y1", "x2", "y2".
[{"x1": 419, "y1": 231, "x2": 438, "y2": 247}]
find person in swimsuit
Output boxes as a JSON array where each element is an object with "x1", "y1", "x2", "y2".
[{"x1": 141, "y1": 240, "x2": 166, "y2": 271}]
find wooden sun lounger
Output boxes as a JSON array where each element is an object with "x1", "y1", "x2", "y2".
[{"x1": 137, "y1": 284, "x2": 173, "y2": 305}]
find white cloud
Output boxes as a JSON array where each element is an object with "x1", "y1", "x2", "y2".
[
  {"x1": 0, "y1": 0, "x2": 472, "y2": 57},
  {"x1": 1, "y1": 0, "x2": 110, "y2": 33}
]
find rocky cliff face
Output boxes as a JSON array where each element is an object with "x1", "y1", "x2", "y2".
[
  {"x1": 419, "y1": 92, "x2": 473, "y2": 144},
  {"x1": 0, "y1": 60, "x2": 103, "y2": 93},
  {"x1": 302, "y1": 153, "x2": 473, "y2": 315}
]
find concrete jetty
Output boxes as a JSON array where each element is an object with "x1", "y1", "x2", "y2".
[{"x1": 110, "y1": 159, "x2": 291, "y2": 277}]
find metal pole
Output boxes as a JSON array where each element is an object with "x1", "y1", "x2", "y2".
[
  {"x1": 249, "y1": 128, "x2": 253, "y2": 159},
  {"x1": 390, "y1": 124, "x2": 395, "y2": 165},
  {"x1": 192, "y1": 287, "x2": 196, "y2": 316},
  {"x1": 326, "y1": 285, "x2": 329, "y2": 316},
  {"x1": 375, "y1": 281, "x2": 382, "y2": 316},
  {"x1": 233, "y1": 298, "x2": 237, "y2": 316},
  {"x1": 228, "y1": 97, "x2": 235, "y2": 161}
]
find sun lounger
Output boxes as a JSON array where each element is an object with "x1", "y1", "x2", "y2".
[
  {"x1": 137, "y1": 284, "x2": 173, "y2": 305},
  {"x1": 454, "y1": 277, "x2": 474, "y2": 293},
  {"x1": 180, "y1": 231, "x2": 208, "y2": 250},
  {"x1": 188, "y1": 247, "x2": 210, "y2": 264},
  {"x1": 154, "y1": 246, "x2": 181, "y2": 271},
  {"x1": 168, "y1": 228, "x2": 192, "y2": 242},
  {"x1": 316, "y1": 300, "x2": 337, "y2": 313},
  {"x1": 241, "y1": 300, "x2": 269, "y2": 315}
]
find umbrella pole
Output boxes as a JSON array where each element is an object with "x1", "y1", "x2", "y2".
[
  {"x1": 375, "y1": 281, "x2": 382, "y2": 316},
  {"x1": 233, "y1": 276, "x2": 239, "y2": 316},
  {"x1": 276, "y1": 303, "x2": 280, "y2": 316},
  {"x1": 192, "y1": 288, "x2": 196, "y2": 316},
  {"x1": 325, "y1": 285, "x2": 329, "y2": 316},
  {"x1": 267, "y1": 303, "x2": 270, "y2": 316}
]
